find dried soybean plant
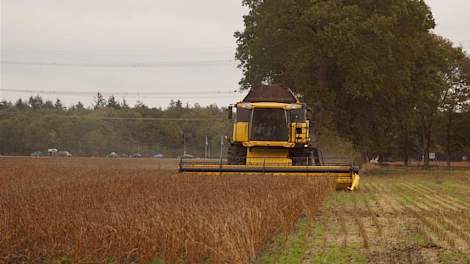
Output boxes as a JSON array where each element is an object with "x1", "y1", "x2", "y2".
[{"x1": 0, "y1": 158, "x2": 335, "y2": 263}]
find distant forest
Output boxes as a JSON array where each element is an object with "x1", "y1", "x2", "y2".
[
  {"x1": 1, "y1": 92, "x2": 469, "y2": 163},
  {"x1": 0, "y1": 94, "x2": 231, "y2": 157}
]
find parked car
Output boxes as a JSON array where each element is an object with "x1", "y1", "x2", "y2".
[
  {"x1": 153, "y1": 153, "x2": 164, "y2": 158},
  {"x1": 57, "y1": 151, "x2": 72, "y2": 157},
  {"x1": 119, "y1": 153, "x2": 129, "y2": 158},
  {"x1": 132, "y1": 153, "x2": 143, "y2": 158},
  {"x1": 107, "y1": 152, "x2": 118, "y2": 158},
  {"x1": 31, "y1": 151, "x2": 44, "y2": 157}
]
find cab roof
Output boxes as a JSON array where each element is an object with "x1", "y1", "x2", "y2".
[{"x1": 242, "y1": 85, "x2": 299, "y2": 104}]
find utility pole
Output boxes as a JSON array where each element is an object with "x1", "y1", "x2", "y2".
[
  {"x1": 208, "y1": 140, "x2": 211, "y2": 158},
  {"x1": 219, "y1": 135, "x2": 224, "y2": 160},
  {"x1": 183, "y1": 133, "x2": 186, "y2": 156},
  {"x1": 205, "y1": 136, "x2": 209, "y2": 159}
]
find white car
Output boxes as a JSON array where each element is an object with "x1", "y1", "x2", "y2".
[
  {"x1": 107, "y1": 152, "x2": 118, "y2": 158},
  {"x1": 57, "y1": 151, "x2": 72, "y2": 157}
]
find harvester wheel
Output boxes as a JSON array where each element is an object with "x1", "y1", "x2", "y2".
[{"x1": 227, "y1": 144, "x2": 247, "y2": 165}]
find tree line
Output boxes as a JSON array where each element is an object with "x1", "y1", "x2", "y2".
[
  {"x1": 235, "y1": 0, "x2": 470, "y2": 166},
  {"x1": 0, "y1": 94, "x2": 231, "y2": 157}
]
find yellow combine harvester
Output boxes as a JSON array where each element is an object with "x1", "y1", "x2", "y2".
[{"x1": 179, "y1": 85, "x2": 360, "y2": 191}]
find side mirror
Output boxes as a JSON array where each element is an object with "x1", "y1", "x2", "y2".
[
  {"x1": 307, "y1": 108, "x2": 312, "y2": 120},
  {"x1": 228, "y1": 105, "x2": 233, "y2": 120}
]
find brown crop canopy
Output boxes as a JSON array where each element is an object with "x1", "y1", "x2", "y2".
[{"x1": 242, "y1": 84, "x2": 299, "y2": 103}]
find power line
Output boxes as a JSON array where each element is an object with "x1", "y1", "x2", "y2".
[
  {"x1": 0, "y1": 88, "x2": 245, "y2": 100},
  {"x1": 1, "y1": 59, "x2": 238, "y2": 68},
  {"x1": 0, "y1": 88, "x2": 240, "y2": 96},
  {"x1": 0, "y1": 111, "x2": 225, "y2": 122},
  {"x1": 4, "y1": 47, "x2": 236, "y2": 57},
  {"x1": 1, "y1": 95, "x2": 237, "y2": 100}
]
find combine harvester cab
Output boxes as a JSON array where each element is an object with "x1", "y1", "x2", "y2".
[{"x1": 178, "y1": 85, "x2": 360, "y2": 191}]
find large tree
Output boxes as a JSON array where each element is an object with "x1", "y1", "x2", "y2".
[{"x1": 235, "y1": 0, "x2": 470, "y2": 163}]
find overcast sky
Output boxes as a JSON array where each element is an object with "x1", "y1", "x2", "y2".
[{"x1": 1, "y1": 0, "x2": 469, "y2": 108}]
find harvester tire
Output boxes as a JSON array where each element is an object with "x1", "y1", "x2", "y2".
[{"x1": 227, "y1": 144, "x2": 247, "y2": 165}]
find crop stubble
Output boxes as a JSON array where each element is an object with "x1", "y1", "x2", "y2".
[{"x1": 306, "y1": 169, "x2": 470, "y2": 263}]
